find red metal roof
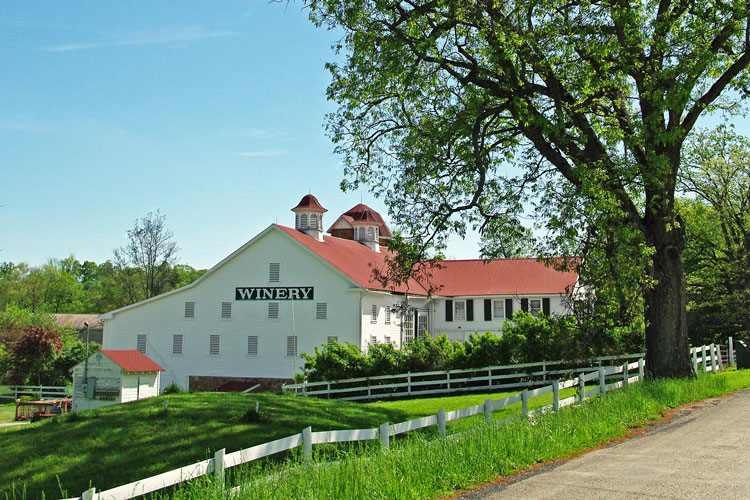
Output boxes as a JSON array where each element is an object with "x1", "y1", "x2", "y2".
[
  {"x1": 100, "y1": 350, "x2": 165, "y2": 373},
  {"x1": 292, "y1": 194, "x2": 327, "y2": 212},
  {"x1": 277, "y1": 225, "x2": 577, "y2": 296},
  {"x1": 351, "y1": 208, "x2": 380, "y2": 224}
]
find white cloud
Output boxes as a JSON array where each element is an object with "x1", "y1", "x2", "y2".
[{"x1": 43, "y1": 25, "x2": 241, "y2": 52}]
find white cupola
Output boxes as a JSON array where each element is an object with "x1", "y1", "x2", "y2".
[
  {"x1": 292, "y1": 194, "x2": 327, "y2": 242},
  {"x1": 350, "y1": 208, "x2": 380, "y2": 252}
]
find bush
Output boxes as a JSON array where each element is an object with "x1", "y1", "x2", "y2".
[{"x1": 162, "y1": 381, "x2": 185, "y2": 395}]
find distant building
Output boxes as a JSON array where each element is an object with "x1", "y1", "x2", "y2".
[
  {"x1": 53, "y1": 314, "x2": 104, "y2": 345},
  {"x1": 100, "y1": 194, "x2": 578, "y2": 391},
  {"x1": 72, "y1": 350, "x2": 164, "y2": 412}
]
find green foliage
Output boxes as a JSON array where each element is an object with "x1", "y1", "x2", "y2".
[
  {"x1": 9, "y1": 325, "x2": 63, "y2": 385},
  {"x1": 163, "y1": 381, "x2": 186, "y2": 395},
  {"x1": 300, "y1": 315, "x2": 642, "y2": 382}
]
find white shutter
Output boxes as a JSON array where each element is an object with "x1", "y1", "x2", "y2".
[
  {"x1": 268, "y1": 302, "x2": 279, "y2": 319},
  {"x1": 172, "y1": 334, "x2": 183, "y2": 355},
  {"x1": 221, "y1": 302, "x2": 232, "y2": 319},
  {"x1": 287, "y1": 336, "x2": 298, "y2": 357},
  {"x1": 316, "y1": 302, "x2": 327, "y2": 320},
  {"x1": 184, "y1": 302, "x2": 195, "y2": 318},
  {"x1": 209, "y1": 335, "x2": 220, "y2": 355},
  {"x1": 247, "y1": 336, "x2": 259, "y2": 356},
  {"x1": 269, "y1": 263, "x2": 280, "y2": 282},
  {"x1": 136, "y1": 334, "x2": 147, "y2": 354}
]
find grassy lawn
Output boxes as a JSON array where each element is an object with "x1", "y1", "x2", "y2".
[
  {"x1": 1, "y1": 385, "x2": 564, "y2": 499},
  {"x1": 168, "y1": 370, "x2": 750, "y2": 500},
  {"x1": 0, "y1": 401, "x2": 17, "y2": 423}
]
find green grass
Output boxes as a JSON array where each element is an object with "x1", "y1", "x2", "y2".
[
  {"x1": 163, "y1": 370, "x2": 750, "y2": 500},
  {"x1": 0, "y1": 401, "x2": 17, "y2": 423},
  {"x1": 0, "y1": 386, "x2": 556, "y2": 499}
]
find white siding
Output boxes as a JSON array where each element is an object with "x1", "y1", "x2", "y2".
[
  {"x1": 71, "y1": 353, "x2": 123, "y2": 412},
  {"x1": 103, "y1": 228, "x2": 362, "y2": 389},
  {"x1": 361, "y1": 293, "x2": 428, "y2": 349}
]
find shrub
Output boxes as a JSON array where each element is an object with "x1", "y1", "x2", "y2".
[{"x1": 162, "y1": 381, "x2": 185, "y2": 395}]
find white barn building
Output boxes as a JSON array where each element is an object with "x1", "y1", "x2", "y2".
[{"x1": 100, "y1": 195, "x2": 577, "y2": 391}]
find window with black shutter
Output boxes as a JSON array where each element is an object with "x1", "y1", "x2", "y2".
[
  {"x1": 521, "y1": 298, "x2": 529, "y2": 312},
  {"x1": 484, "y1": 299, "x2": 492, "y2": 321},
  {"x1": 505, "y1": 298, "x2": 514, "y2": 319},
  {"x1": 466, "y1": 299, "x2": 474, "y2": 321},
  {"x1": 543, "y1": 297, "x2": 551, "y2": 316},
  {"x1": 445, "y1": 300, "x2": 453, "y2": 322}
]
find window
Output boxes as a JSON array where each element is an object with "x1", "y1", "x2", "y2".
[
  {"x1": 136, "y1": 334, "x2": 147, "y2": 354},
  {"x1": 384, "y1": 336, "x2": 391, "y2": 344},
  {"x1": 371, "y1": 304, "x2": 378, "y2": 323},
  {"x1": 268, "y1": 302, "x2": 279, "y2": 319},
  {"x1": 209, "y1": 335, "x2": 221, "y2": 355},
  {"x1": 221, "y1": 302, "x2": 232, "y2": 319},
  {"x1": 370, "y1": 335, "x2": 378, "y2": 345},
  {"x1": 367, "y1": 227, "x2": 375, "y2": 241},
  {"x1": 385, "y1": 308, "x2": 391, "y2": 324},
  {"x1": 247, "y1": 336, "x2": 259, "y2": 356},
  {"x1": 310, "y1": 213, "x2": 318, "y2": 230},
  {"x1": 316, "y1": 302, "x2": 327, "y2": 320},
  {"x1": 530, "y1": 299, "x2": 542, "y2": 317},
  {"x1": 269, "y1": 263, "x2": 280, "y2": 282},
  {"x1": 287, "y1": 336, "x2": 298, "y2": 357},
  {"x1": 184, "y1": 302, "x2": 195, "y2": 318},
  {"x1": 327, "y1": 336, "x2": 338, "y2": 345},
  {"x1": 300, "y1": 214, "x2": 308, "y2": 229},
  {"x1": 493, "y1": 300, "x2": 504, "y2": 318},
  {"x1": 172, "y1": 334, "x2": 183, "y2": 355},
  {"x1": 402, "y1": 312, "x2": 414, "y2": 344},
  {"x1": 454, "y1": 301, "x2": 466, "y2": 320}
]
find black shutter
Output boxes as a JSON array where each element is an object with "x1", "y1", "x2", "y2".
[
  {"x1": 505, "y1": 299, "x2": 513, "y2": 319},
  {"x1": 446, "y1": 300, "x2": 453, "y2": 322},
  {"x1": 466, "y1": 299, "x2": 474, "y2": 321},
  {"x1": 521, "y1": 298, "x2": 529, "y2": 312},
  {"x1": 484, "y1": 299, "x2": 492, "y2": 321},
  {"x1": 543, "y1": 298, "x2": 551, "y2": 316}
]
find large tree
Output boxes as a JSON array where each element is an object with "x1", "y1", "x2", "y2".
[
  {"x1": 307, "y1": 0, "x2": 750, "y2": 377},
  {"x1": 113, "y1": 210, "x2": 180, "y2": 303}
]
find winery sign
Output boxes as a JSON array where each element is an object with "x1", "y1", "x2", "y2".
[{"x1": 235, "y1": 287, "x2": 314, "y2": 300}]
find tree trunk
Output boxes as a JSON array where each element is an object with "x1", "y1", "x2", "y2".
[{"x1": 644, "y1": 221, "x2": 693, "y2": 378}]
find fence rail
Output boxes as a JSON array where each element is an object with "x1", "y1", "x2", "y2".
[
  {"x1": 282, "y1": 353, "x2": 646, "y2": 401},
  {"x1": 61, "y1": 340, "x2": 734, "y2": 500},
  {"x1": 0, "y1": 385, "x2": 72, "y2": 401}
]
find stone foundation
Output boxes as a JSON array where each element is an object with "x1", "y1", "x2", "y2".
[{"x1": 188, "y1": 375, "x2": 291, "y2": 393}]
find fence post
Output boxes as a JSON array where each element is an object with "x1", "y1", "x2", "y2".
[
  {"x1": 578, "y1": 373, "x2": 586, "y2": 402},
  {"x1": 710, "y1": 343, "x2": 716, "y2": 372},
  {"x1": 484, "y1": 398, "x2": 493, "y2": 425},
  {"x1": 82, "y1": 487, "x2": 96, "y2": 500},
  {"x1": 446, "y1": 370, "x2": 451, "y2": 391},
  {"x1": 622, "y1": 362, "x2": 629, "y2": 388},
  {"x1": 437, "y1": 408, "x2": 446, "y2": 437},
  {"x1": 703, "y1": 345, "x2": 709, "y2": 373},
  {"x1": 552, "y1": 382, "x2": 559, "y2": 412},
  {"x1": 302, "y1": 426, "x2": 312, "y2": 463},
  {"x1": 379, "y1": 422, "x2": 390, "y2": 449},
  {"x1": 598, "y1": 367, "x2": 606, "y2": 395},
  {"x1": 542, "y1": 362, "x2": 547, "y2": 381},
  {"x1": 408, "y1": 372, "x2": 412, "y2": 396},
  {"x1": 213, "y1": 448, "x2": 225, "y2": 481},
  {"x1": 716, "y1": 344, "x2": 724, "y2": 371},
  {"x1": 690, "y1": 347, "x2": 698, "y2": 377},
  {"x1": 521, "y1": 389, "x2": 529, "y2": 416},
  {"x1": 638, "y1": 358, "x2": 645, "y2": 380},
  {"x1": 729, "y1": 337, "x2": 735, "y2": 367}
]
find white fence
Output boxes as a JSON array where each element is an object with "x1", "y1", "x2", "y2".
[
  {"x1": 0, "y1": 384, "x2": 72, "y2": 401},
  {"x1": 61, "y1": 341, "x2": 732, "y2": 500},
  {"x1": 66, "y1": 359, "x2": 646, "y2": 500},
  {"x1": 282, "y1": 353, "x2": 646, "y2": 401}
]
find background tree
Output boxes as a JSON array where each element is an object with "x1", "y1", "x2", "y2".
[
  {"x1": 113, "y1": 210, "x2": 180, "y2": 304},
  {"x1": 679, "y1": 126, "x2": 750, "y2": 343},
  {"x1": 9, "y1": 325, "x2": 62, "y2": 385},
  {"x1": 307, "y1": 0, "x2": 750, "y2": 377}
]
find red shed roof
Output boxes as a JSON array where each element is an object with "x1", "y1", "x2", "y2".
[
  {"x1": 100, "y1": 350, "x2": 165, "y2": 373},
  {"x1": 292, "y1": 194, "x2": 327, "y2": 212},
  {"x1": 277, "y1": 225, "x2": 577, "y2": 296}
]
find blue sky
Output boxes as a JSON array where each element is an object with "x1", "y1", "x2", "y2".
[
  {"x1": 0, "y1": 3, "x2": 746, "y2": 270},
  {"x1": 1, "y1": 1, "x2": 485, "y2": 269}
]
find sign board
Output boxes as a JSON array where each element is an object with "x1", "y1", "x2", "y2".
[{"x1": 235, "y1": 287, "x2": 314, "y2": 300}]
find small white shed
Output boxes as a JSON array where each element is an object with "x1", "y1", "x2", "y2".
[{"x1": 72, "y1": 350, "x2": 165, "y2": 412}]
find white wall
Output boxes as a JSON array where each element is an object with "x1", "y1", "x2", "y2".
[
  {"x1": 103, "y1": 227, "x2": 362, "y2": 388},
  {"x1": 431, "y1": 295, "x2": 569, "y2": 342},
  {"x1": 72, "y1": 353, "x2": 123, "y2": 412},
  {"x1": 121, "y1": 373, "x2": 160, "y2": 403}
]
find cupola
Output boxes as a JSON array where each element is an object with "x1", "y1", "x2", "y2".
[
  {"x1": 350, "y1": 208, "x2": 381, "y2": 252},
  {"x1": 292, "y1": 194, "x2": 327, "y2": 242}
]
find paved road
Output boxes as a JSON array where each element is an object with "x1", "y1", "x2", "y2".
[{"x1": 458, "y1": 389, "x2": 750, "y2": 500}]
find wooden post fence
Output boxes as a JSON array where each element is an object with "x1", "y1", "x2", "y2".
[{"x1": 729, "y1": 337, "x2": 735, "y2": 367}]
